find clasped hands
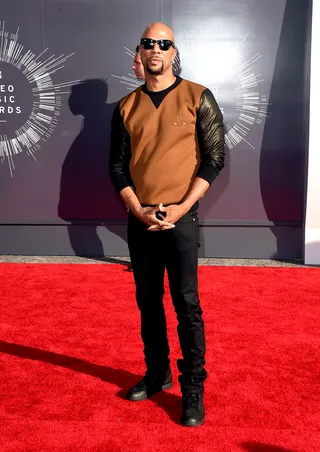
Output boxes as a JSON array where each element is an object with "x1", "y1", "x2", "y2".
[{"x1": 137, "y1": 203, "x2": 186, "y2": 231}]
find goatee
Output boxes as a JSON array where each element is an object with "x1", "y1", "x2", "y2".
[{"x1": 147, "y1": 61, "x2": 164, "y2": 75}]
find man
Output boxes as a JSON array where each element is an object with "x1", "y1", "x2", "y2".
[
  {"x1": 109, "y1": 22, "x2": 224, "y2": 427},
  {"x1": 132, "y1": 45, "x2": 145, "y2": 80}
]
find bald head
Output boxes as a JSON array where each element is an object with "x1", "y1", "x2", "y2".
[
  {"x1": 142, "y1": 22, "x2": 175, "y2": 42},
  {"x1": 139, "y1": 22, "x2": 177, "y2": 80}
]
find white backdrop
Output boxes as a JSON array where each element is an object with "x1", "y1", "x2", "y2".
[{"x1": 305, "y1": 0, "x2": 320, "y2": 265}]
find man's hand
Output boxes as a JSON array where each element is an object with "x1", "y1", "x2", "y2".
[
  {"x1": 136, "y1": 205, "x2": 175, "y2": 230},
  {"x1": 148, "y1": 203, "x2": 187, "y2": 231},
  {"x1": 119, "y1": 187, "x2": 174, "y2": 230}
]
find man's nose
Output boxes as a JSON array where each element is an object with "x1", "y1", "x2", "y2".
[{"x1": 151, "y1": 43, "x2": 161, "y2": 53}]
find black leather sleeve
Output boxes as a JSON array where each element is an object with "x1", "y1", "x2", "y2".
[
  {"x1": 109, "y1": 102, "x2": 133, "y2": 192},
  {"x1": 196, "y1": 88, "x2": 225, "y2": 185}
]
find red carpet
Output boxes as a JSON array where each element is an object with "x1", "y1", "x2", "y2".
[{"x1": 0, "y1": 263, "x2": 319, "y2": 452}]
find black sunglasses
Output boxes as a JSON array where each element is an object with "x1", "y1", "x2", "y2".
[{"x1": 140, "y1": 38, "x2": 175, "y2": 51}]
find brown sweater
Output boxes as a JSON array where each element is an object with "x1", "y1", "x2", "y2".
[{"x1": 119, "y1": 79, "x2": 206, "y2": 205}]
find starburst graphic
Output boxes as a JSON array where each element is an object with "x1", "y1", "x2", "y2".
[
  {"x1": 0, "y1": 21, "x2": 79, "y2": 176},
  {"x1": 223, "y1": 35, "x2": 270, "y2": 149},
  {"x1": 113, "y1": 34, "x2": 270, "y2": 150}
]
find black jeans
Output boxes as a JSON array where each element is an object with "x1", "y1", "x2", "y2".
[{"x1": 127, "y1": 209, "x2": 207, "y2": 393}]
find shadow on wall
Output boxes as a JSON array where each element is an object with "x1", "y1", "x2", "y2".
[
  {"x1": 58, "y1": 79, "x2": 129, "y2": 261},
  {"x1": 241, "y1": 442, "x2": 297, "y2": 452},
  {"x1": 259, "y1": 0, "x2": 312, "y2": 260}
]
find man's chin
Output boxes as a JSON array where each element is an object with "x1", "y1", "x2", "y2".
[{"x1": 147, "y1": 66, "x2": 163, "y2": 75}]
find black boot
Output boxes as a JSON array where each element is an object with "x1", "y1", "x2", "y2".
[
  {"x1": 126, "y1": 368, "x2": 172, "y2": 401},
  {"x1": 181, "y1": 392, "x2": 205, "y2": 427}
]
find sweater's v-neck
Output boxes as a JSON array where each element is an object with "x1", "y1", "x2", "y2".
[{"x1": 141, "y1": 76, "x2": 182, "y2": 109}]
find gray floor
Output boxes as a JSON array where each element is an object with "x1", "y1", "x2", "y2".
[{"x1": 0, "y1": 255, "x2": 314, "y2": 267}]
